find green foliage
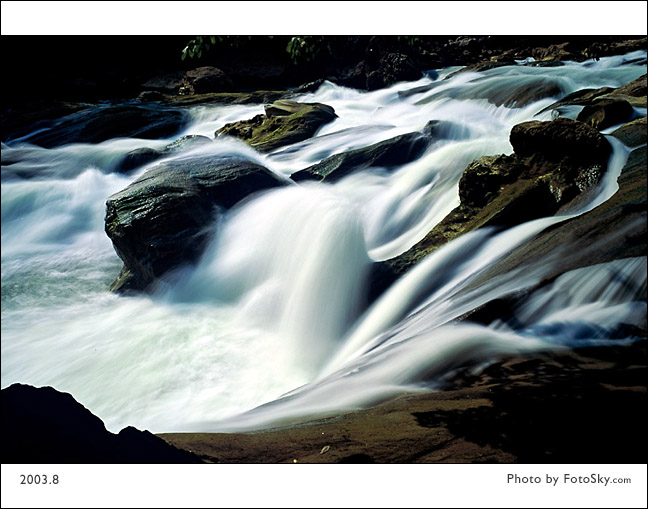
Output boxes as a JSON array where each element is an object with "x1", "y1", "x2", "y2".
[
  {"x1": 286, "y1": 36, "x2": 333, "y2": 65},
  {"x1": 181, "y1": 35, "x2": 337, "y2": 65},
  {"x1": 181, "y1": 36, "x2": 274, "y2": 61},
  {"x1": 397, "y1": 36, "x2": 423, "y2": 49},
  {"x1": 181, "y1": 36, "x2": 216, "y2": 61}
]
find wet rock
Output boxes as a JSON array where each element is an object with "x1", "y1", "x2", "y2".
[
  {"x1": 264, "y1": 99, "x2": 334, "y2": 118},
  {"x1": 540, "y1": 75, "x2": 646, "y2": 118},
  {"x1": 509, "y1": 117, "x2": 610, "y2": 163},
  {"x1": 607, "y1": 73, "x2": 647, "y2": 108},
  {"x1": 116, "y1": 147, "x2": 162, "y2": 174},
  {"x1": 115, "y1": 135, "x2": 213, "y2": 174},
  {"x1": 291, "y1": 131, "x2": 431, "y2": 182},
  {"x1": 105, "y1": 156, "x2": 287, "y2": 293},
  {"x1": 376, "y1": 117, "x2": 612, "y2": 292},
  {"x1": 1, "y1": 101, "x2": 89, "y2": 143},
  {"x1": 538, "y1": 86, "x2": 614, "y2": 112},
  {"x1": 445, "y1": 60, "x2": 513, "y2": 79},
  {"x1": 611, "y1": 117, "x2": 647, "y2": 148},
  {"x1": 576, "y1": 98, "x2": 634, "y2": 130},
  {"x1": 458, "y1": 155, "x2": 526, "y2": 208},
  {"x1": 24, "y1": 105, "x2": 187, "y2": 148},
  {"x1": 292, "y1": 120, "x2": 466, "y2": 183},
  {"x1": 216, "y1": 100, "x2": 337, "y2": 153},
  {"x1": 169, "y1": 89, "x2": 291, "y2": 106},
  {"x1": 418, "y1": 76, "x2": 563, "y2": 108},
  {"x1": 1, "y1": 383, "x2": 201, "y2": 463}
]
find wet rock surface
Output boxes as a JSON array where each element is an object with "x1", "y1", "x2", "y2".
[
  {"x1": 105, "y1": 156, "x2": 287, "y2": 293},
  {"x1": 215, "y1": 100, "x2": 337, "y2": 153}
]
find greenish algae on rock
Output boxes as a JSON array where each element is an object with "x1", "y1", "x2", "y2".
[
  {"x1": 169, "y1": 90, "x2": 292, "y2": 106},
  {"x1": 370, "y1": 117, "x2": 612, "y2": 298},
  {"x1": 215, "y1": 100, "x2": 337, "y2": 153}
]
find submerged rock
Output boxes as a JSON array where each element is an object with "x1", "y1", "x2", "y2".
[
  {"x1": 105, "y1": 156, "x2": 286, "y2": 293},
  {"x1": 216, "y1": 100, "x2": 337, "y2": 153},
  {"x1": 1, "y1": 384, "x2": 201, "y2": 463},
  {"x1": 24, "y1": 105, "x2": 188, "y2": 148},
  {"x1": 417, "y1": 76, "x2": 563, "y2": 108}
]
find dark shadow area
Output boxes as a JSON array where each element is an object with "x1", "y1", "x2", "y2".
[
  {"x1": 413, "y1": 342, "x2": 647, "y2": 463},
  {"x1": 1, "y1": 384, "x2": 203, "y2": 463}
]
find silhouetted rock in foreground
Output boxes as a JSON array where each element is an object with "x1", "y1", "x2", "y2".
[{"x1": 1, "y1": 384, "x2": 202, "y2": 463}]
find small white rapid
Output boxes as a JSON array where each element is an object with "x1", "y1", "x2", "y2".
[{"x1": 1, "y1": 50, "x2": 646, "y2": 433}]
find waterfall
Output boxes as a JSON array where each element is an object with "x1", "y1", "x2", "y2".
[{"x1": 2, "y1": 49, "x2": 645, "y2": 433}]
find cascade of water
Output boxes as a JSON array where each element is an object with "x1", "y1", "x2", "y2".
[{"x1": 1, "y1": 50, "x2": 645, "y2": 433}]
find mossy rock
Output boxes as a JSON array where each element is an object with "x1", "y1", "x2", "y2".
[
  {"x1": 610, "y1": 117, "x2": 647, "y2": 148},
  {"x1": 169, "y1": 90, "x2": 292, "y2": 106},
  {"x1": 576, "y1": 98, "x2": 634, "y2": 130},
  {"x1": 216, "y1": 101, "x2": 337, "y2": 153},
  {"x1": 372, "y1": 117, "x2": 612, "y2": 297}
]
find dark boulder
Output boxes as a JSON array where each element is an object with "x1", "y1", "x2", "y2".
[
  {"x1": 1, "y1": 383, "x2": 201, "y2": 463},
  {"x1": 539, "y1": 74, "x2": 646, "y2": 119},
  {"x1": 1, "y1": 101, "x2": 88, "y2": 143},
  {"x1": 610, "y1": 117, "x2": 647, "y2": 148},
  {"x1": 169, "y1": 89, "x2": 291, "y2": 107},
  {"x1": 105, "y1": 156, "x2": 287, "y2": 293},
  {"x1": 458, "y1": 155, "x2": 526, "y2": 208},
  {"x1": 607, "y1": 73, "x2": 647, "y2": 108},
  {"x1": 179, "y1": 66, "x2": 234, "y2": 95},
  {"x1": 366, "y1": 52, "x2": 423, "y2": 90},
  {"x1": 292, "y1": 132, "x2": 431, "y2": 183},
  {"x1": 292, "y1": 120, "x2": 464, "y2": 183},
  {"x1": 116, "y1": 147, "x2": 162, "y2": 174},
  {"x1": 376, "y1": 117, "x2": 612, "y2": 295},
  {"x1": 141, "y1": 71, "x2": 186, "y2": 95},
  {"x1": 115, "y1": 134, "x2": 214, "y2": 174},
  {"x1": 24, "y1": 105, "x2": 188, "y2": 148},
  {"x1": 537, "y1": 86, "x2": 615, "y2": 115},
  {"x1": 576, "y1": 98, "x2": 634, "y2": 130},
  {"x1": 263, "y1": 99, "x2": 334, "y2": 118},
  {"x1": 216, "y1": 100, "x2": 337, "y2": 153},
  {"x1": 509, "y1": 117, "x2": 610, "y2": 163}
]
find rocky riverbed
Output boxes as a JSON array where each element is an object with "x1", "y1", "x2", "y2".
[{"x1": 1, "y1": 36, "x2": 646, "y2": 464}]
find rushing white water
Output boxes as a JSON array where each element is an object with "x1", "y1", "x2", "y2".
[{"x1": 1, "y1": 50, "x2": 646, "y2": 433}]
